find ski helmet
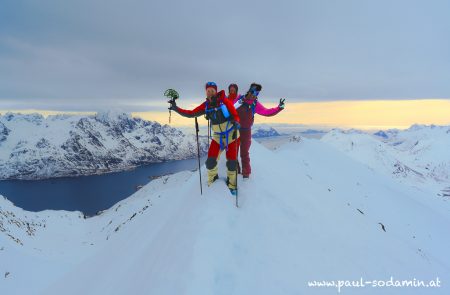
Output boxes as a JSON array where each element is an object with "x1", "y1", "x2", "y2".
[{"x1": 205, "y1": 81, "x2": 217, "y2": 91}]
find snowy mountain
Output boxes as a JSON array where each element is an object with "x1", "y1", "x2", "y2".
[
  {"x1": 300, "y1": 128, "x2": 327, "y2": 135},
  {"x1": 1, "y1": 139, "x2": 449, "y2": 294},
  {"x1": 252, "y1": 125, "x2": 281, "y2": 138},
  {"x1": 0, "y1": 122, "x2": 9, "y2": 143},
  {"x1": 0, "y1": 112, "x2": 208, "y2": 180},
  {"x1": 321, "y1": 125, "x2": 450, "y2": 198}
]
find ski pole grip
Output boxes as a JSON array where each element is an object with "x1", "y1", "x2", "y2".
[{"x1": 195, "y1": 117, "x2": 199, "y2": 132}]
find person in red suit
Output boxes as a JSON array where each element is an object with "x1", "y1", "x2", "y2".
[{"x1": 169, "y1": 82, "x2": 241, "y2": 195}]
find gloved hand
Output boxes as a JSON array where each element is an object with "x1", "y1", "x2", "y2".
[
  {"x1": 278, "y1": 98, "x2": 286, "y2": 109},
  {"x1": 168, "y1": 99, "x2": 177, "y2": 111}
]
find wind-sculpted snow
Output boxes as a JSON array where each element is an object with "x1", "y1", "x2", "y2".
[
  {"x1": 0, "y1": 111, "x2": 208, "y2": 180},
  {"x1": 1, "y1": 140, "x2": 449, "y2": 294}
]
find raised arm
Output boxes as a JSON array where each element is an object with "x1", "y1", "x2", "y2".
[
  {"x1": 255, "y1": 101, "x2": 282, "y2": 117},
  {"x1": 172, "y1": 101, "x2": 206, "y2": 118}
]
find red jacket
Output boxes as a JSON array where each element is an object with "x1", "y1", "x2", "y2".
[
  {"x1": 174, "y1": 90, "x2": 240, "y2": 124},
  {"x1": 227, "y1": 93, "x2": 239, "y2": 102}
]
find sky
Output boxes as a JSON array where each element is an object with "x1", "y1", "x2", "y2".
[{"x1": 1, "y1": 0, "x2": 449, "y2": 127}]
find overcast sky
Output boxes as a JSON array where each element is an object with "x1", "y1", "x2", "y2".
[{"x1": 1, "y1": 0, "x2": 449, "y2": 112}]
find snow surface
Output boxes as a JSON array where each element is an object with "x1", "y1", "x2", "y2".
[
  {"x1": 321, "y1": 125, "x2": 450, "y2": 198},
  {"x1": 1, "y1": 137, "x2": 450, "y2": 294}
]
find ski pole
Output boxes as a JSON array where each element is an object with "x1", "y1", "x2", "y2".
[
  {"x1": 195, "y1": 117, "x2": 203, "y2": 195},
  {"x1": 207, "y1": 120, "x2": 211, "y2": 142}
]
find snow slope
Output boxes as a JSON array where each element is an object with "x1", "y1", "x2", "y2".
[
  {"x1": 0, "y1": 111, "x2": 208, "y2": 180},
  {"x1": 321, "y1": 125, "x2": 450, "y2": 198},
  {"x1": 1, "y1": 139, "x2": 450, "y2": 294}
]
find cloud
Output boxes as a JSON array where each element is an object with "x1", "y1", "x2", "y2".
[{"x1": 0, "y1": 0, "x2": 449, "y2": 111}]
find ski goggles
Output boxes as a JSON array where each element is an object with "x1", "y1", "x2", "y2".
[
  {"x1": 249, "y1": 88, "x2": 260, "y2": 96},
  {"x1": 205, "y1": 81, "x2": 217, "y2": 87}
]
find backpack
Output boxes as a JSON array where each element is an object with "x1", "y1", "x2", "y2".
[
  {"x1": 204, "y1": 97, "x2": 236, "y2": 150},
  {"x1": 204, "y1": 97, "x2": 231, "y2": 125}
]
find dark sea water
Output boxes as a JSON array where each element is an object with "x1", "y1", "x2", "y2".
[{"x1": 0, "y1": 158, "x2": 205, "y2": 216}]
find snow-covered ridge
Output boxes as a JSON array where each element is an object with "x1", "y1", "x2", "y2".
[
  {"x1": 0, "y1": 111, "x2": 208, "y2": 180},
  {"x1": 321, "y1": 124, "x2": 450, "y2": 196},
  {"x1": 1, "y1": 140, "x2": 450, "y2": 294}
]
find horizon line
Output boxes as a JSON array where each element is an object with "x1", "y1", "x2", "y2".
[{"x1": 1, "y1": 98, "x2": 449, "y2": 131}]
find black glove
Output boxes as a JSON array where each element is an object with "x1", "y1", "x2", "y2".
[
  {"x1": 168, "y1": 99, "x2": 177, "y2": 111},
  {"x1": 278, "y1": 98, "x2": 285, "y2": 109}
]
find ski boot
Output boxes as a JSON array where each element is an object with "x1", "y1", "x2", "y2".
[
  {"x1": 226, "y1": 177, "x2": 237, "y2": 196},
  {"x1": 208, "y1": 174, "x2": 219, "y2": 186}
]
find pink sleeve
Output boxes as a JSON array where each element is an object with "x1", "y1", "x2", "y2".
[{"x1": 255, "y1": 101, "x2": 282, "y2": 117}]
